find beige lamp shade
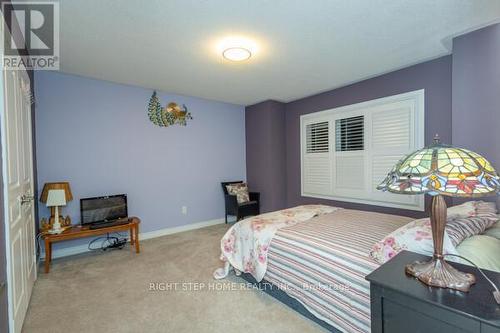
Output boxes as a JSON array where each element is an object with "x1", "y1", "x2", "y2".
[
  {"x1": 46, "y1": 189, "x2": 67, "y2": 207},
  {"x1": 40, "y1": 182, "x2": 73, "y2": 203}
]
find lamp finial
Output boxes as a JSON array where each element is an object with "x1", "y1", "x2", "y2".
[{"x1": 433, "y1": 134, "x2": 440, "y2": 144}]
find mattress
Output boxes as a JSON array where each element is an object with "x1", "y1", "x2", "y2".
[{"x1": 263, "y1": 209, "x2": 413, "y2": 333}]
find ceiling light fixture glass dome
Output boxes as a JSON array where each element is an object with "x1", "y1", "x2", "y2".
[{"x1": 222, "y1": 47, "x2": 252, "y2": 61}]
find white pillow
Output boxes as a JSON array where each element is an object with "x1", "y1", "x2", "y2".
[
  {"x1": 447, "y1": 201, "x2": 476, "y2": 219},
  {"x1": 447, "y1": 200, "x2": 498, "y2": 219},
  {"x1": 370, "y1": 217, "x2": 458, "y2": 264}
]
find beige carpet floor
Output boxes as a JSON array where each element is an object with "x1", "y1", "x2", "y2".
[{"x1": 23, "y1": 224, "x2": 326, "y2": 333}]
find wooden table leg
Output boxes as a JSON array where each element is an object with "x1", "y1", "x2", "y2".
[
  {"x1": 129, "y1": 226, "x2": 135, "y2": 247},
  {"x1": 44, "y1": 238, "x2": 52, "y2": 273},
  {"x1": 134, "y1": 223, "x2": 140, "y2": 254}
]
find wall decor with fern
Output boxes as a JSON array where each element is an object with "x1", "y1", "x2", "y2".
[{"x1": 147, "y1": 91, "x2": 193, "y2": 127}]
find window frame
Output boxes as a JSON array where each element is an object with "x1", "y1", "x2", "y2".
[{"x1": 300, "y1": 89, "x2": 425, "y2": 211}]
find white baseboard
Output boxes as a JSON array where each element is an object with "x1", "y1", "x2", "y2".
[{"x1": 41, "y1": 218, "x2": 225, "y2": 260}]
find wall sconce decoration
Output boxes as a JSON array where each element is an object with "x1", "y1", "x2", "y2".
[{"x1": 147, "y1": 91, "x2": 193, "y2": 127}]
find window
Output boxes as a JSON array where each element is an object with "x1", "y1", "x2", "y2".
[
  {"x1": 306, "y1": 121, "x2": 329, "y2": 153},
  {"x1": 301, "y1": 90, "x2": 425, "y2": 211},
  {"x1": 335, "y1": 115, "x2": 364, "y2": 152}
]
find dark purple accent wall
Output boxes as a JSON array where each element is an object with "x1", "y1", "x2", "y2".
[
  {"x1": 285, "y1": 56, "x2": 452, "y2": 218},
  {"x1": 246, "y1": 100, "x2": 287, "y2": 212},
  {"x1": 452, "y1": 24, "x2": 500, "y2": 172},
  {"x1": 244, "y1": 56, "x2": 450, "y2": 219}
]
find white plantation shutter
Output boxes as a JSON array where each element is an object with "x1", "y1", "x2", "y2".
[
  {"x1": 306, "y1": 121, "x2": 329, "y2": 153},
  {"x1": 301, "y1": 90, "x2": 424, "y2": 211},
  {"x1": 332, "y1": 115, "x2": 366, "y2": 198},
  {"x1": 335, "y1": 116, "x2": 364, "y2": 151},
  {"x1": 368, "y1": 100, "x2": 423, "y2": 208},
  {"x1": 302, "y1": 120, "x2": 331, "y2": 196}
]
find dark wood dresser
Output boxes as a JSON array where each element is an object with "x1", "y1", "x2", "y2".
[{"x1": 366, "y1": 251, "x2": 500, "y2": 333}]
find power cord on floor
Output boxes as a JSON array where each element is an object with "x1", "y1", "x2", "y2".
[
  {"x1": 35, "y1": 232, "x2": 44, "y2": 258},
  {"x1": 444, "y1": 254, "x2": 500, "y2": 304},
  {"x1": 88, "y1": 233, "x2": 127, "y2": 251},
  {"x1": 36, "y1": 231, "x2": 129, "y2": 256}
]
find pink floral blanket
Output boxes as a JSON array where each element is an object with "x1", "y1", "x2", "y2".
[{"x1": 213, "y1": 205, "x2": 340, "y2": 282}]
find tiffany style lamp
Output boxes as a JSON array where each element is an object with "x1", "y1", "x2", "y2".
[{"x1": 378, "y1": 136, "x2": 500, "y2": 291}]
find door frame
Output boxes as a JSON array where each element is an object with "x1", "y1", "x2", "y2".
[
  {"x1": 0, "y1": 58, "x2": 10, "y2": 333},
  {"x1": 0, "y1": 19, "x2": 14, "y2": 332},
  {"x1": 0, "y1": 11, "x2": 15, "y2": 331},
  {"x1": 0, "y1": 13, "x2": 38, "y2": 332},
  {"x1": 0, "y1": 56, "x2": 15, "y2": 333}
]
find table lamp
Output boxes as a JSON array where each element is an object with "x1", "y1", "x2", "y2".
[
  {"x1": 377, "y1": 135, "x2": 500, "y2": 291},
  {"x1": 40, "y1": 182, "x2": 73, "y2": 227},
  {"x1": 45, "y1": 189, "x2": 67, "y2": 234}
]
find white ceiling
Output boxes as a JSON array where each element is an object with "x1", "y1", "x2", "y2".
[{"x1": 59, "y1": 0, "x2": 500, "y2": 105}]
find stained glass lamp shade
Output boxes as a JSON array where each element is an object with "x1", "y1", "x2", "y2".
[
  {"x1": 378, "y1": 136, "x2": 500, "y2": 291},
  {"x1": 378, "y1": 140, "x2": 499, "y2": 197}
]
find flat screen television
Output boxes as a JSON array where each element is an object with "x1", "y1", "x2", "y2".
[{"x1": 80, "y1": 194, "x2": 128, "y2": 225}]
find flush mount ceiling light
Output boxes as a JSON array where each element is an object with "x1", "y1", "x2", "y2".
[
  {"x1": 216, "y1": 36, "x2": 258, "y2": 62},
  {"x1": 222, "y1": 47, "x2": 252, "y2": 61}
]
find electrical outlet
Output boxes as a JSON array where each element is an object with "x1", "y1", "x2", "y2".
[{"x1": 182, "y1": 206, "x2": 187, "y2": 215}]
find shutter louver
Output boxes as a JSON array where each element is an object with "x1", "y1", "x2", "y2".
[
  {"x1": 372, "y1": 108, "x2": 411, "y2": 150},
  {"x1": 335, "y1": 116, "x2": 364, "y2": 151},
  {"x1": 304, "y1": 121, "x2": 331, "y2": 195},
  {"x1": 306, "y1": 121, "x2": 329, "y2": 153},
  {"x1": 370, "y1": 105, "x2": 420, "y2": 207}
]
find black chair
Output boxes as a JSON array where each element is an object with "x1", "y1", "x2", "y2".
[{"x1": 221, "y1": 181, "x2": 260, "y2": 223}]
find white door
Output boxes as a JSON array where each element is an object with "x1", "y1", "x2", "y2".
[{"x1": 3, "y1": 66, "x2": 37, "y2": 333}]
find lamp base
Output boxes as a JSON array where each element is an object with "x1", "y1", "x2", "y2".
[
  {"x1": 48, "y1": 227, "x2": 63, "y2": 235},
  {"x1": 405, "y1": 257, "x2": 476, "y2": 292}
]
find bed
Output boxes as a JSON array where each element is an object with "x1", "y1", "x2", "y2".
[
  {"x1": 256, "y1": 209, "x2": 410, "y2": 332},
  {"x1": 214, "y1": 204, "x2": 500, "y2": 333}
]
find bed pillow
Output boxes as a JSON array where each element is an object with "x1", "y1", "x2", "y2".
[
  {"x1": 446, "y1": 215, "x2": 498, "y2": 246},
  {"x1": 484, "y1": 220, "x2": 500, "y2": 240},
  {"x1": 475, "y1": 201, "x2": 498, "y2": 215},
  {"x1": 226, "y1": 183, "x2": 250, "y2": 204},
  {"x1": 447, "y1": 200, "x2": 497, "y2": 219},
  {"x1": 447, "y1": 201, "x2": 476, "y2": 219},
  {"x1": 445, "y1": 201, "x2": 498, "y2": 246},
  {"x1": 370, "y1": 217, "x2": 458, "y2": 264},
  {"x1": 456, "y1": 235, "x2": 500, "y2": 272}
]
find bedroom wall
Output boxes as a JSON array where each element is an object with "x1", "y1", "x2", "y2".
[
  {"x1": 35, "y1": 72, "x2": 246, "y2": 251},
  {"x1": 246, "y1": 56, "x2": 453, "y2": 218},
  {"x1": 245, "y1": 100, "x2": 286, "y2": 212},
  {"x1": 452, "y1": 23, "x2": 500, "y2": 174},
  {"x1": 285, "y1": 56, "x2": 452, "y2": 218}
]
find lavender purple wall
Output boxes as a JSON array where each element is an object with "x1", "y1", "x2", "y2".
[
  {"x1": 452, "y1": 23, "x2": 500, "y2": 172},
  {"x1": 35, "y1": 72, "x2": 246, "y2": 251},
  {"x1": 246, "y1": 100, "x2": 286, "y2": 212}
]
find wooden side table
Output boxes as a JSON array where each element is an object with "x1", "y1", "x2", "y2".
[{"x1": 42, "y1": 217, "x2": 141, "y2": 273}]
